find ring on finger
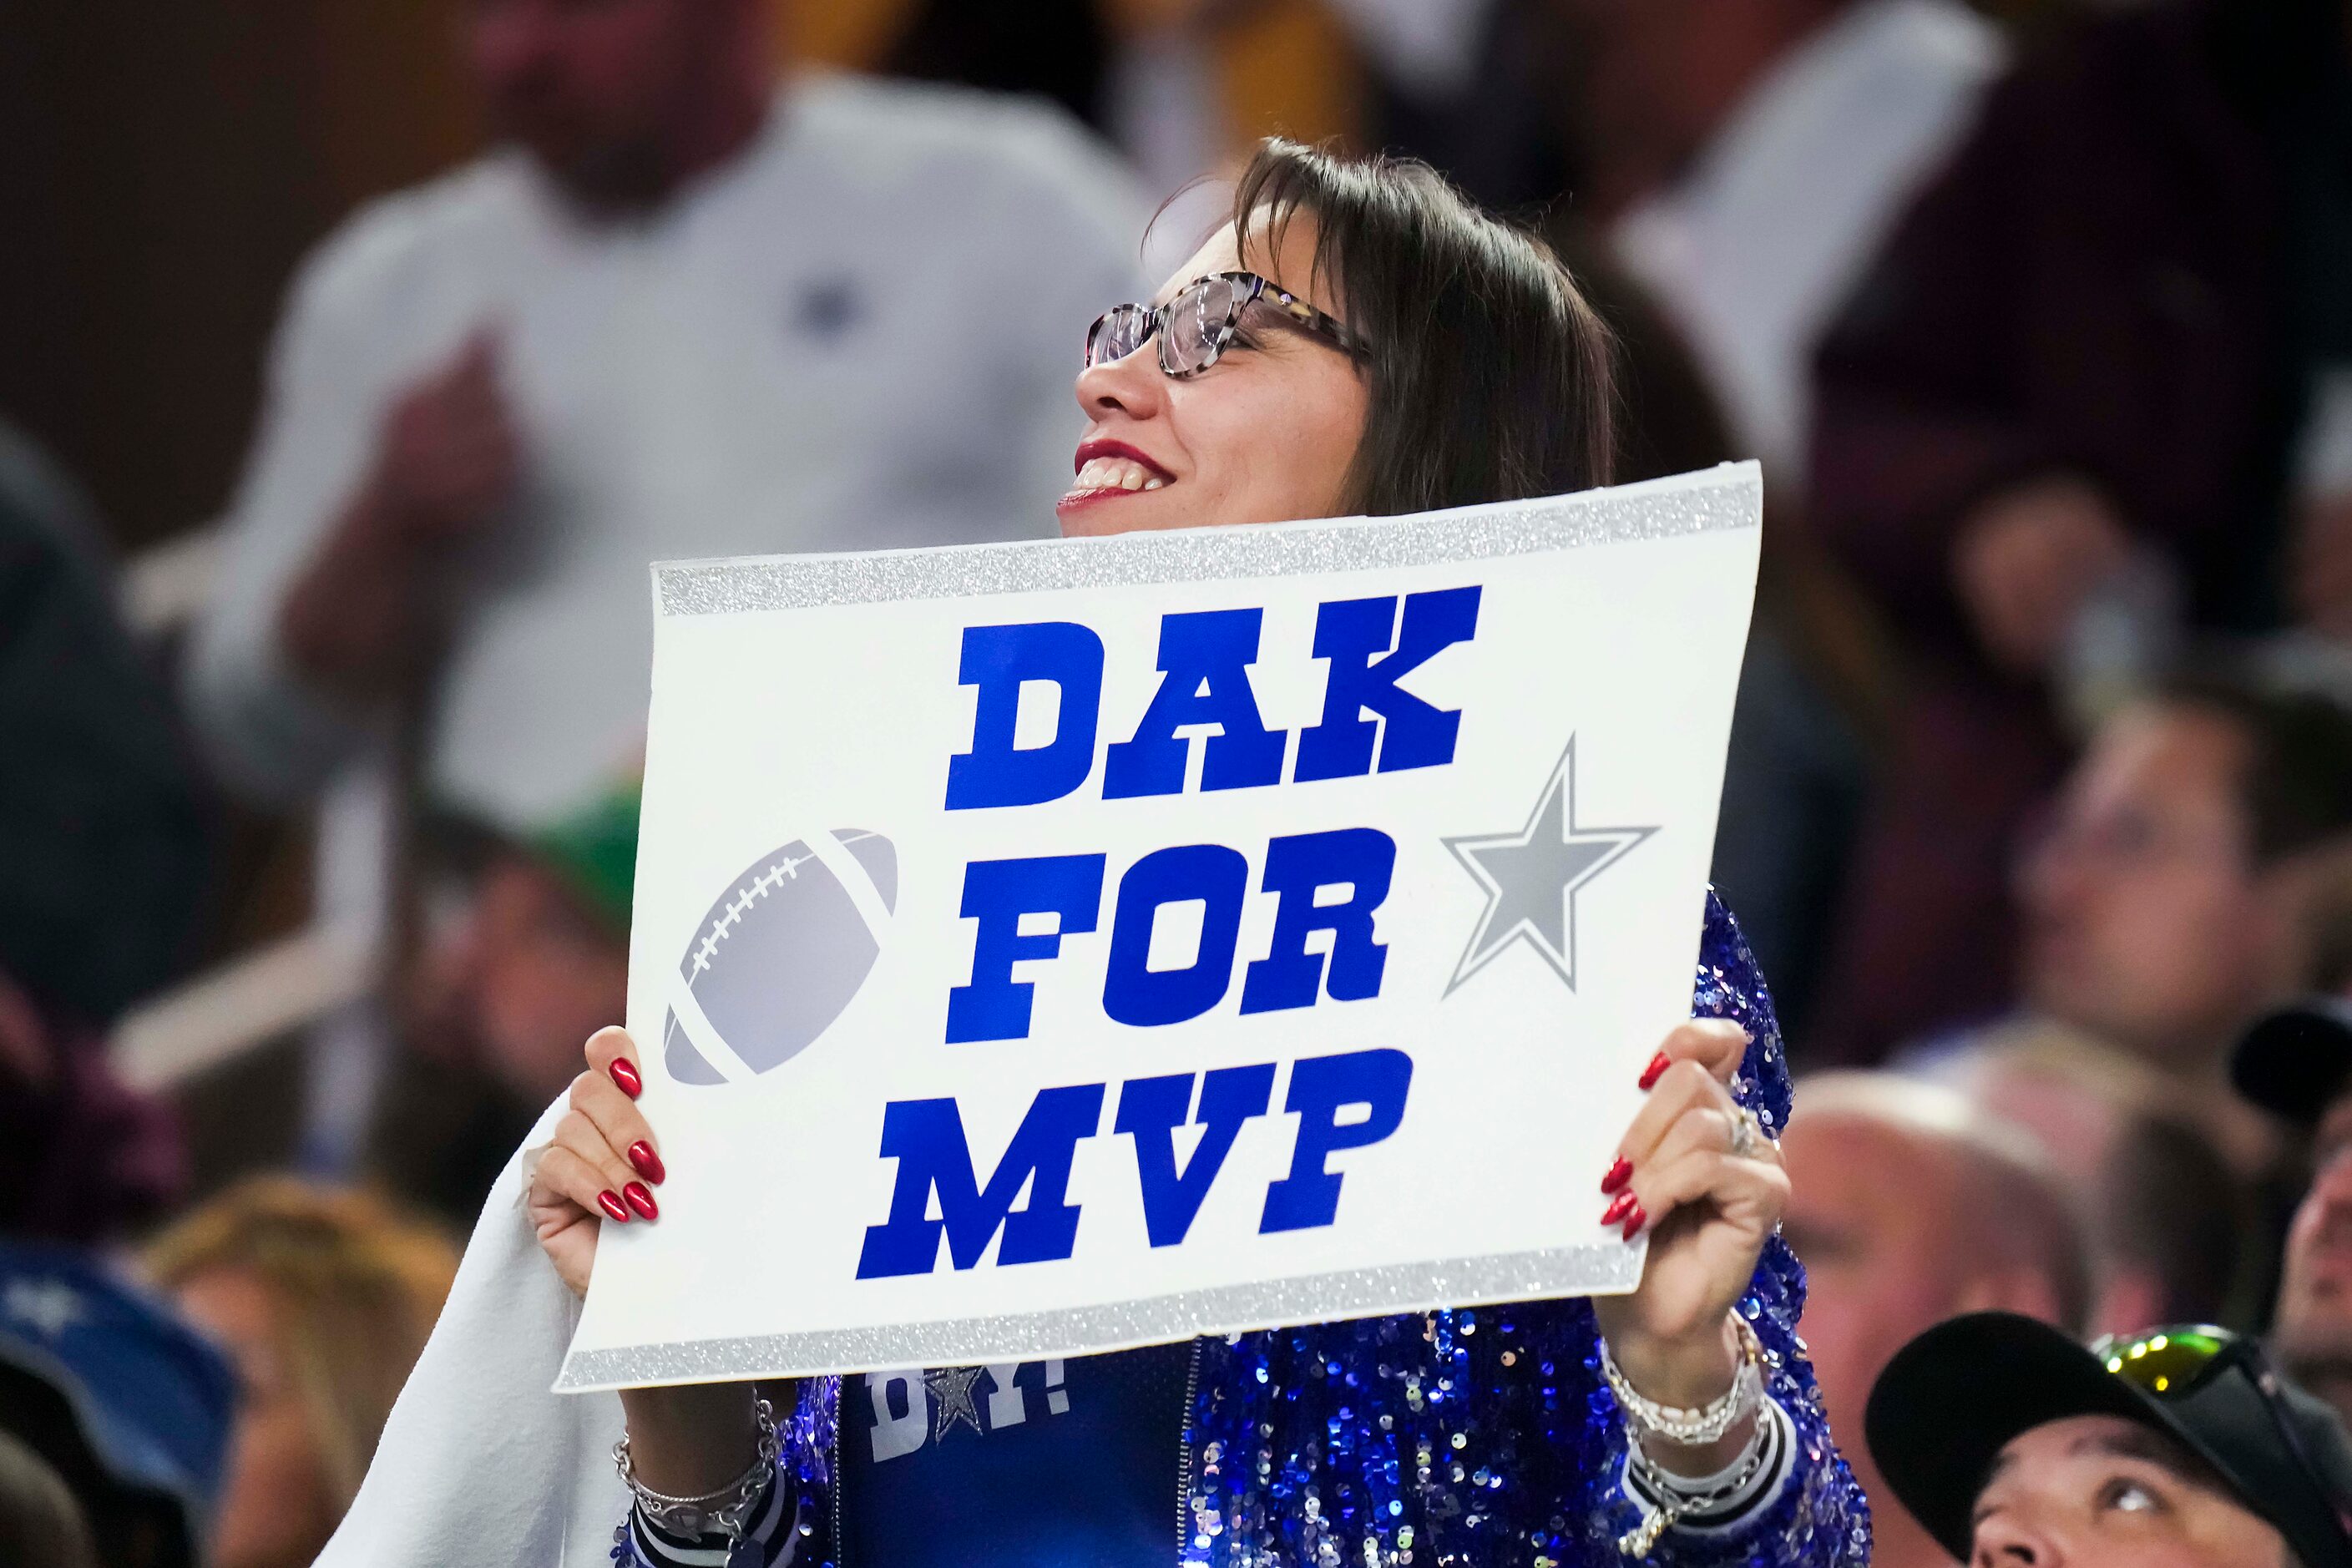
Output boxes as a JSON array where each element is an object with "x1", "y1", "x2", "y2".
[{"x1": 1728, "y1": 1106, "x2": 1767, "y2": 1161}]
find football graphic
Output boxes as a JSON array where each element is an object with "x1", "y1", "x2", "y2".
[{"x1": 663, "y1": 829, "x2": 898, "y2": 1085}]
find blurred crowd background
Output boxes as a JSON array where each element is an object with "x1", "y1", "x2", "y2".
[{"x1": 6, "y1": 0, "x2": 2352, "y2": 1564}]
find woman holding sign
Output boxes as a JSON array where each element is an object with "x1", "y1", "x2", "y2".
[{"x1": 331, "y1": 143, "x2": 1863, "y2": 1568}]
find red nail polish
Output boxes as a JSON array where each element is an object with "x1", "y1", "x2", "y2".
[
  {"x1": 597, "y1": 1191, "x2": 630, "y2": 1223},
  {"x1": 624, "y1": 1181, "x2": 659, "y2": 1221},
  {"x1": 608, "y1": 1059, "x2": 643, "y2": 1099},
  {"x1": 628, "y1": 1141, "x2": 665, "y2": 1185},
  {"x1": 1600, "y1": 1157, "x2": 1633, "y2": 1195},
  {"x1": 1602, "y1": 1191, "x2": 1637, "y2": 1226},
  {"x1": 1621, "y1": 1203, "x2": 1647, "y2": 1242},
  {"x1": 1637, "y1": 1051, "x2": 1671, "y2": 1090}
]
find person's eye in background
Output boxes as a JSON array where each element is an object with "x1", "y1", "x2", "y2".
[{"x1": 2095, "y1": 1474, "x2": 2167, "y2": 1517}]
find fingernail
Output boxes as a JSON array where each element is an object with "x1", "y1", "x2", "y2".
[
  {"x1": 624, "y1": 1181, "x2": 659, "y2": 1221},
  {"x1": 1602, "y1": 1191, "x2": 1637, "y2": 1226},
  {"x1": 1621, "y1": 1203, "x2": 1647, "y2": 1242},
  {"x1": 597, "y1": 1191, "x2": 630, "y2": 1223},
  {"x1": 1600, "y1": 1157, "x2": 1633, "y2": 1195},
  {"x1": 1637, "y1": 1051, "x2": 1671, "y2": 1091},
  {"x1": 608, "y1": 1059, "x2": 642, "y2": 1099},
  {"x1": 628, "y1": 1141, "x2": 665, "y2": 1185}
]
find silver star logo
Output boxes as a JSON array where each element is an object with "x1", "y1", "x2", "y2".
[
  {"x1": 927, "y1": 1364, "x2": 986, "y2": 1441},
  {"x1": 1444, "y1": 737, "x2": 1656, "y2": 994}
]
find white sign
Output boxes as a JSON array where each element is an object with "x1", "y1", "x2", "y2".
[{"x1": 558, "y1": 464, "x2": 1761, "y2": 1391}]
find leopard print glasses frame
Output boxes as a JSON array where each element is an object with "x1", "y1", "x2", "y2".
[{"x1": 1085, "y1": 271, "x2": 1372, "y2": 380}]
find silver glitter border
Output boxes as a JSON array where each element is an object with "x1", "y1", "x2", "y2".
[
  {"x1": 555, "y1": 1241, "x2": 1643, "y2": 1389},
  {"x1": 655, "y1": 463, "x2": 1761, "y2": 617}
]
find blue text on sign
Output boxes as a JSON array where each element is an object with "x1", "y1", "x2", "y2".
[
  {"x1": 943, "y1": 587, "x2": 1482, "y2": 810},
  {"x1": 854, "y1": 1050, "x2": 1414, "y2": 1278}
]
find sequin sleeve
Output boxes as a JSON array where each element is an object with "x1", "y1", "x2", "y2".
[
  {"x1": 1181, "y1": 893, "x2": 1871, "y2": 1568},
  {"x1": 1574, "y1": 893, "x2": 1872, "y2": 1566}
]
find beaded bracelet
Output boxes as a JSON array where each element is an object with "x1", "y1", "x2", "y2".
[
  {"x1": 1598, "y1": 1312, "x2": 1765, "y2": 1449},
  {"x1": 614, "y1": 1396, "x2": 781, "y2": 1543}
]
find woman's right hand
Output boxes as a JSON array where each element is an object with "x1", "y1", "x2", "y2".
[{"x1": 526, "y1": 1025, "x2": 665, "y2": 1297}]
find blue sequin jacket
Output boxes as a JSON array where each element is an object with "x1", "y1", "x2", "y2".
[{"x1": 767, "y1": 895, "x2": 1869, "y2": 1567}]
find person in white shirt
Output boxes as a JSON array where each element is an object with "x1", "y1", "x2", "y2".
[{"x1": 188, "y1": 0, "x2": 1147, "y2": 836}]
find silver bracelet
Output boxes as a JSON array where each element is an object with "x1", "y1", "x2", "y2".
[
  {"x1": 1616, "y1": 1405, "x2": 1777, "y2": 1557},
  {"x1": 614, "y1": 1396, "x2": 781, "y2": 1541},
  {"x1": 1599, "y1": 1312, "x2": 1764, "y2": 1448}
]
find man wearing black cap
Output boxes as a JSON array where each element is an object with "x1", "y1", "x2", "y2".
[
  {"x1": 2235, "y1": 994, "x2": 2352, "y2": 1429},
  {"x1": 1867, "y1": 1312, "x2": 2352, "y2": 1566}
]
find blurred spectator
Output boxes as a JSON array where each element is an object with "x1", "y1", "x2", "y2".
[
  {"x1": 2098, "y1": 1110, "x2": 2262, "y2": 1331},
  {"x1": 1568, "y1": 0, "x2": 2005, "y2": 485},
  {"x1": 1807, "y1": 0, "x2": 2352, "y2": 1061},
  {"x1": 144, "y1": 1178, "x2": 458, "y2": 1568},
  {"x1": 2304, "y1": 840, "x2": 2352, "y2": 999},
  {"x1": 2234, "y1": 994, "x2": 2352, "y2": 1431},
  {"x1": 0, "y1": 417, "x2": 209, "y2": 1240},
  {"x1": 0, "y1": 1242, "x2": 236, "y2": 1568},
  {"x1": 1778, "y1": 1071, "x2": 2086, "y2": 1568},
  {"x1": 1869, "y1": 1313, "x2": 2352, "y2": 1568},
  {"x1": 416, "y1": 781, "x2": 634, "y2": 1106},
  {"x1": 1540, "y1": 0, "x2": 2004, "y2": 1037},
  {"x1": 372, "y1": 781, "x2": 637, "y2": 1223},
  {"x1": 1898, "y1": 660, "x2": 2352, "y2": 1336},
  {"x1": 1549, "y1": 219, "x2": 1864, "y2": 1030},
  {"x1": 2009, "y1": 666, "x2": 2352, "y2": 1085},
  {"x1": 0, "y1": 1429, "x2": 99, "y2": 1568},
  {"x1": 187, "y1": 0, "x2": 1144, "y2": 834},
  {"x1": 1930, "y1": 1030, "x2": 2266, "y2": 1331}
]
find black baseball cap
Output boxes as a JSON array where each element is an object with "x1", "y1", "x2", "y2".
[
  {"x1": 1866, "y1": 1313, "x2": 2352, "y2": 1568},
  {"x1": 2233, "y1": 995, "x2": 2352, "y2": 1128}
]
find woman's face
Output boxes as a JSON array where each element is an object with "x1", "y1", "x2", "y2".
[{"x1": 1058, "y1": 216, "x2": 1370, "y2": 538}]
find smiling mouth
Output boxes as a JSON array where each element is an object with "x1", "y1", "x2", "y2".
[{"x1": 1062, "y1": 454, "x2": 1171, "y2": 503}]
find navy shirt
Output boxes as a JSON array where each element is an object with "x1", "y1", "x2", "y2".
[{"x1": 837, "y1": 1343, "x2": 1192, "y2": 1566}]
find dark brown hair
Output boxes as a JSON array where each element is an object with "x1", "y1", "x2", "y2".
[
  {"x1": 2155, "y1": 660, "x2": 2352, "y2": 866},
  {"x1": 1229, "y1": 139, "x2": 1618, "y2": 516}
]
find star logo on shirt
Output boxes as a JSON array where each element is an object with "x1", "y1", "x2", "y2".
[
  {"x1": 3, "y1": 1279, "x2": 84, "y2": 1339},
  {"x1": 1444, "y1": 737, "x2": 1655, "y2": 994},
  {"x1": 927, "y1": 1364, "x2": 986, "y2": 1441}
]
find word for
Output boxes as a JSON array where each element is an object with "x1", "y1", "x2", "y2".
[
  {"x1": 856, "y1": 1048, "x2": 1411, "y2": 1278},
  {"x1": 948, "y1": 827, "x2": 1394, "y2": 1042}
]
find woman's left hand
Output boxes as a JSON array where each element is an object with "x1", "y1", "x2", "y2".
[{"x1": 1590, "y1": 1019, "x2": 1787, "y2": 1414}]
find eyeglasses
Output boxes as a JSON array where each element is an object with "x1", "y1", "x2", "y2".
[
  {"x1": 1084, "y1": 271, "x2": 1372, "y2": 380},
  {"x1": 2094, "y1": 1324, "x2": 2348, "y2": 1522}
]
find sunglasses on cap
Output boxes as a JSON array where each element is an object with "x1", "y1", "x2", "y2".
[{"x1": 2095, "y1": 1324, "x2": 2352, "y2": 1531}]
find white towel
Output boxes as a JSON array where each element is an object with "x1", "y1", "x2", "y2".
[{"x1": 315, "y1": 1096, "x2": 627, "y2": 1566}]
